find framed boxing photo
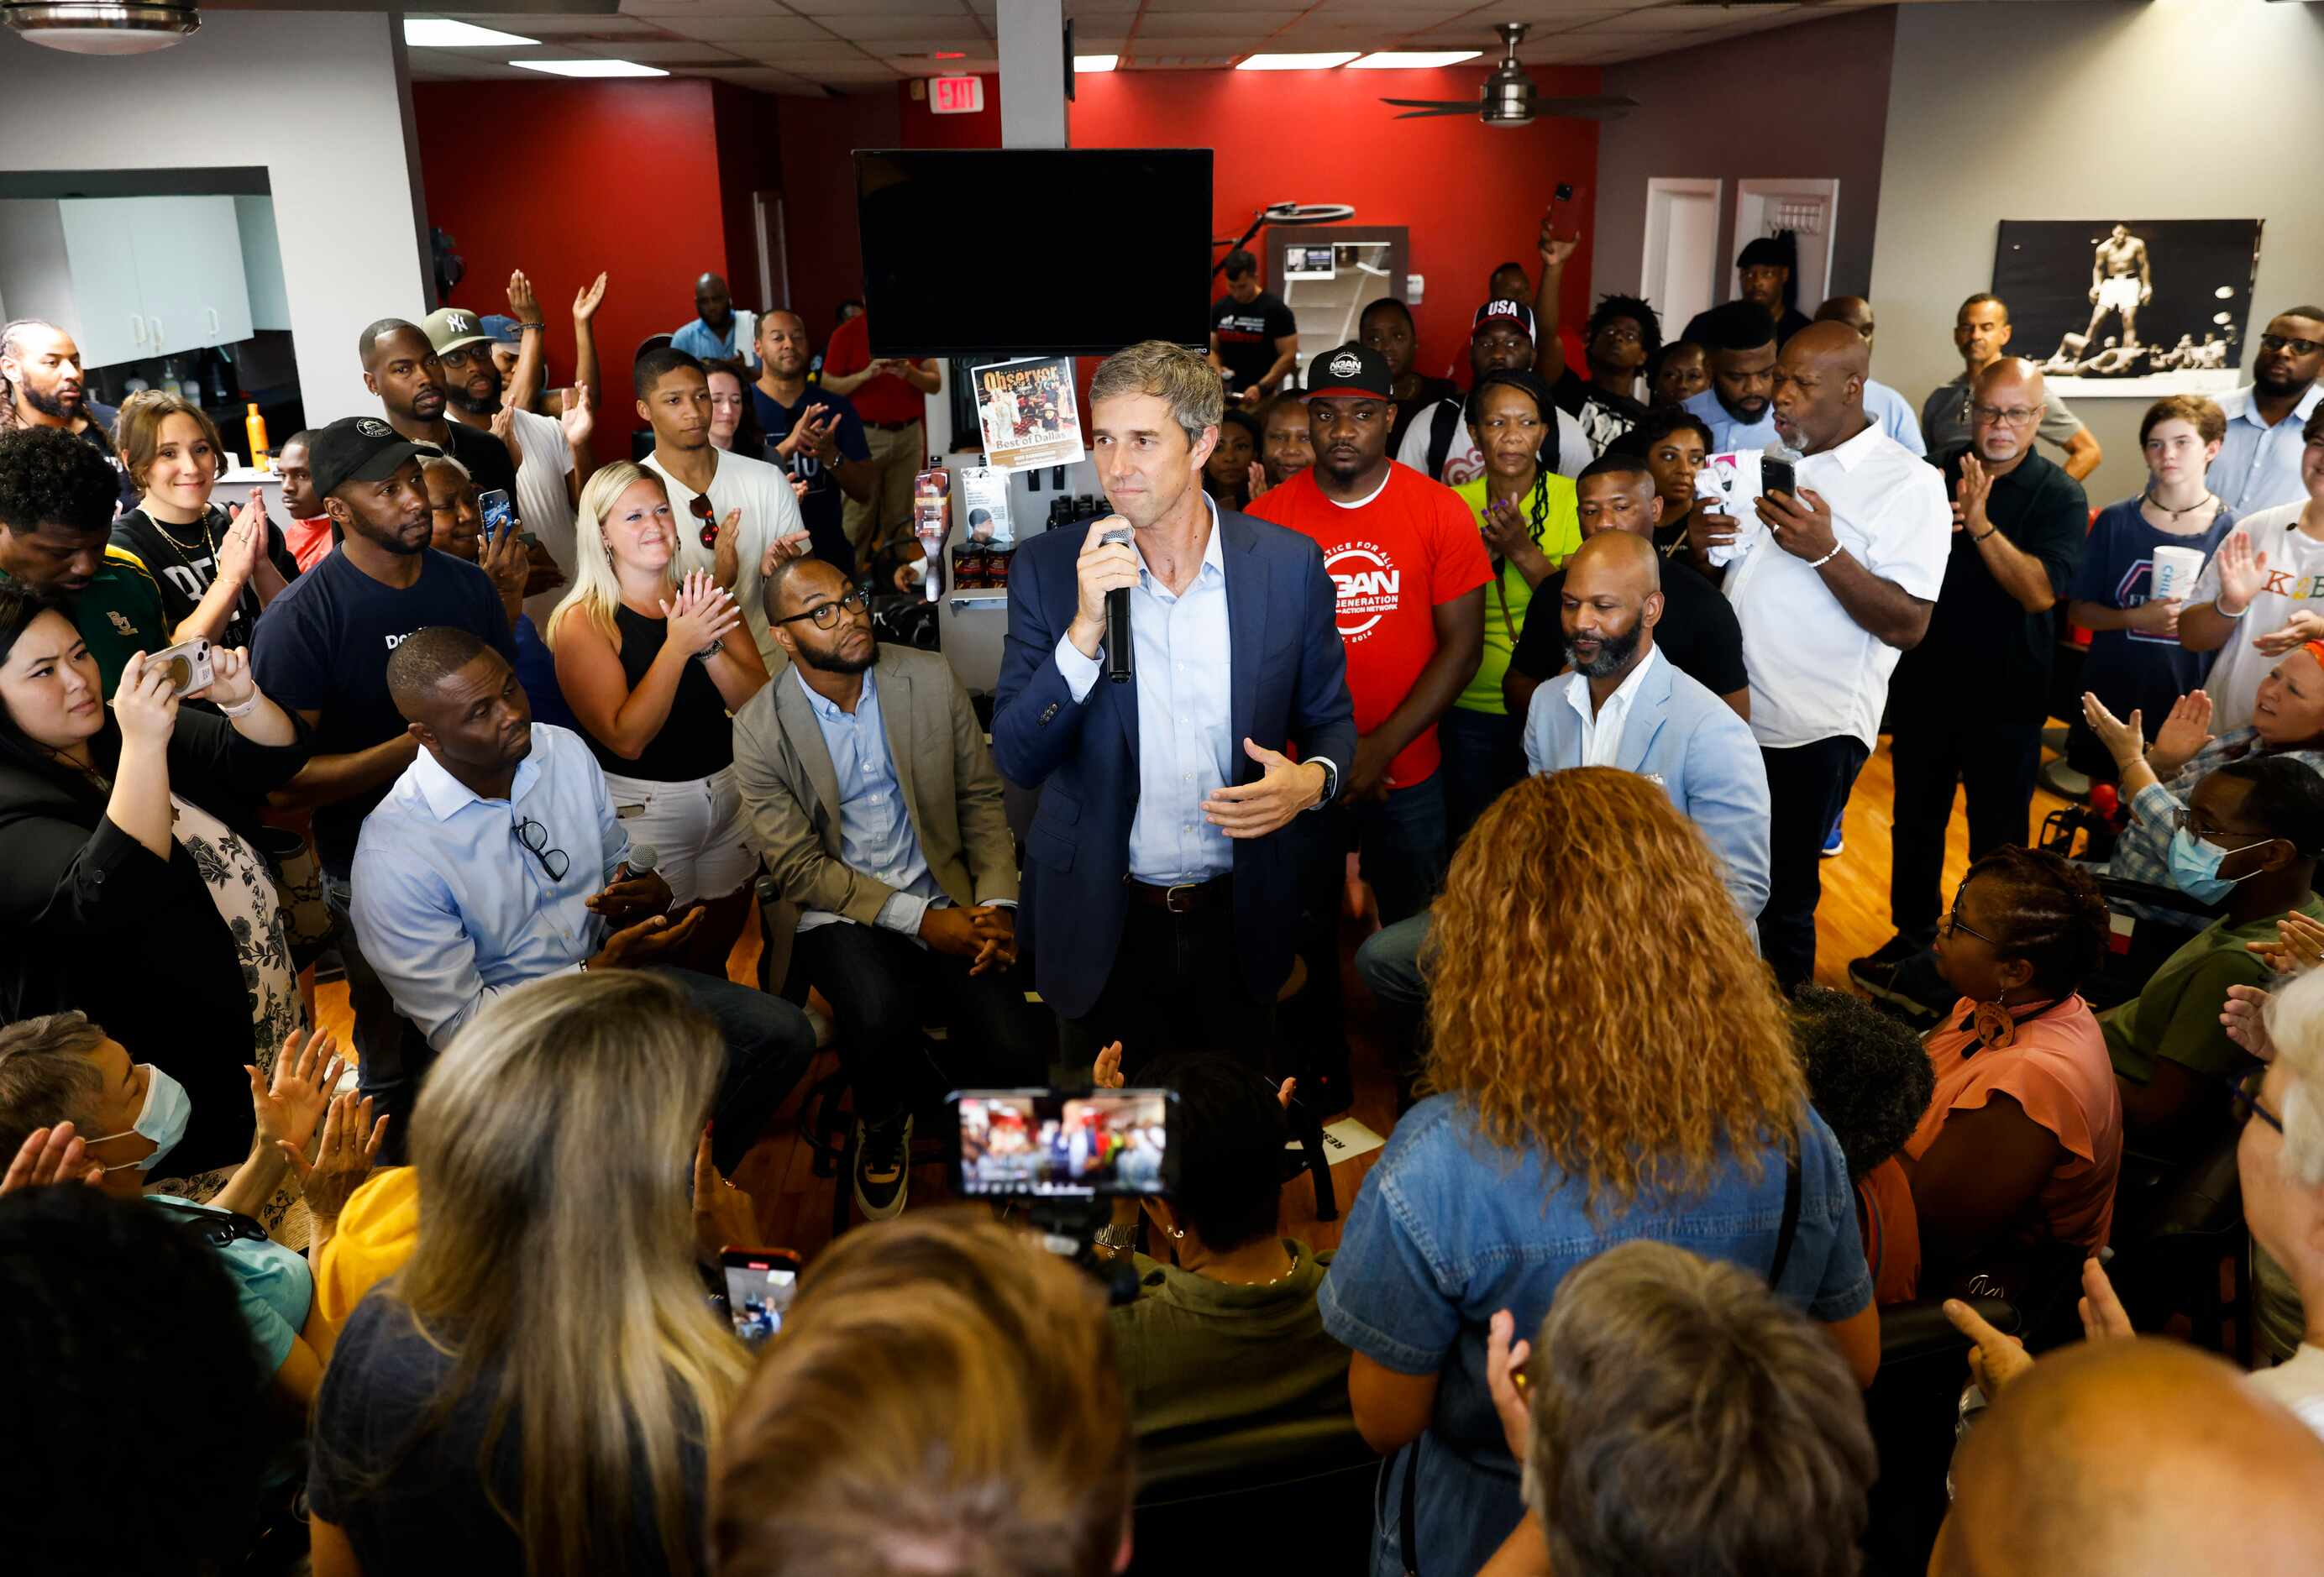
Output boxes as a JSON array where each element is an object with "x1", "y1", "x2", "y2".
[{"x1": 1989, "y1": 218, "x2": 2264, "y2": 398}]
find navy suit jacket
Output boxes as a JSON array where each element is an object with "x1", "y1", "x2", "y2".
[{"x1": 991, "y1": 508, "x2": 1356, "y2": 1022}]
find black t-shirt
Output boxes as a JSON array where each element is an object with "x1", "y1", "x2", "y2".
[
  {"x1": 412, "y1": 421, "x2": 521, "y2": 506},
  {"x1": 110, "y1": 505, "x2": 299, "y2": 652},
  {"x1": 1679, "y1": 304, "x2": 1815, "y2": 352},
  {"x1": 249, "y1": 547, "x2": 514, "y2": 876},
  {"x1": 1549, "y1": 365, "x2": 1647, "y2": 453},
  {"x1": 1389, "y1": 376, "x2": 1462, "y2": 458},
  {"x1": 585, "y1": 605, "x2": 737, "y2": 783},
  {"x1": 1209, "y1": 291, "x2": 1298, "y2": 395},
  {"x1": 1888, "y1": 448, "x2": 2089, "y2": 726},
  {"x1": 748, "y1": 382, "x2": 867, "y2": 577},
  {"x1": 310, "y1": 1295, "x2": 708, "y2": 1577},
  {"x1": 1510, "y1": 548, "x2": 1750, "y2": 699},
  {"x1": 76, "y1": 402, "x2": 142, "y2": 514}
]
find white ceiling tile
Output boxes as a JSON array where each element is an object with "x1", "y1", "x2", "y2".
[
  {"x1": 443, "y1": 11, "x2": 661, "y2": 34},
  {"x1": 566, "y1": 39, "x2": 742, "y2": 60},
  {"x1": 1133, "y1": 12, "x2": 1302, "y2": 39},
  {"x1": 657, "y1": 14, "x2": 835, "y2": 39},
  {"x1": 620, "y1": 0, "x2": 791, "y2": 14},
  {"x1": 794, "y1": 16, "x2": 976, "y2": 40},
  {"x1": 795, "y1": 0, "x2": 977, "y2": 12},
  {"x1": 738, "y1": 40, "x2": 880, "y2": 61}
]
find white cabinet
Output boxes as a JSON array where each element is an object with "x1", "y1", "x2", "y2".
[{"x1": 55, "y1": 196, "x2": 254, "y2": 369}]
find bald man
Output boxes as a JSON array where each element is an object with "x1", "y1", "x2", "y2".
[
  {"x1": 1924, "y1": 294, "x2": 2104, "y2": 482},
  {"x1": 673, "y1": 270, "x2": 751, "y2": 367},
  {"x1": 1814, "y1": 295, "x2": 1927, "y2": 456},
  {"x1": 1354, "y1": 528, "x2": 1771, "y2": 1062},
  {"x1": 1853, "y1": 357, "x2": 2088, "y2": 1014},
  {"x1": 1689, "y1": 320, "x2": 1950, "y2": 991},
  {"x1": 1938, "y1": 1338, "x2": 2324, "y2": 1577}
]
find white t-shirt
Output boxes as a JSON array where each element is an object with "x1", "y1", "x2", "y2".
[
  {"x1": 643, "y1": 447, "x2": 808, "y2": 673},
  {"x1": 507, "y1": 406, "x2": 576, "y2": 626},
  {"x1": 2186, "y1": 502, "x2": 2324, "y2": 733},
  {"x1": 1394, "y1": 397, "x2": 1589, "y2": 485},
  {"x1": 1722, "y1": 419, "x2": 1951, "y2": 750},
  {"x1": 2248, "y1": 1343, "x2": 2324, "y2": 1441}
]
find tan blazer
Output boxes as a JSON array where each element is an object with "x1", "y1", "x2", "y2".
[{"x1": 731, "y1": 642, "x2": 1018, "y2": 925}]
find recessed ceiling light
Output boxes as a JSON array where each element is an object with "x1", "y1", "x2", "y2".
[
  {"x1": 405, "y1": 18, "x2": 537, "y2": 47},
  {"x1": 1235, "y1": 51, "x2": 1360, "y2": 71},
  {"x1": 510, "y1": 58, "x2": 667, "y2": 77},
  {"x1": 1073, "y1": 53, "x2": 1118, "y2": 72},
  {"x1": 1346, "y1": 50, "x2": 1482, "y2": 70}
]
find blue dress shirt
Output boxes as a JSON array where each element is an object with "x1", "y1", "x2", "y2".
[
  {"x1": 1681, "y1": 386, "x2": 1781, "y2": 453},
  {"x1": 794, "y1": 668, "x2": 954, "y2": 936},
  {"x1": 1860, "y1": 378, "x2": 1925, "y2": 456},
  {"x1": 2211, "y1": 383, "x2": 2323, "y2": 515},
  {"x1": 349, "y1": 723, "x2": 627, "y2": 1050},
  {"x1": 1053, "y1": 497, "x2": 1236, "y2": 885},
  {"x1": 671, "y1": 317, "x2": 747, "y2": 367}
]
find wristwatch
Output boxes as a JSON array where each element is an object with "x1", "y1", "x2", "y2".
[
  {"x1": 1093, "y1": 1224, "x2": 1139, "y2": 1252},
  {"x1": 1304, "y1": 757, "x2": 1340, "y2": 809}
]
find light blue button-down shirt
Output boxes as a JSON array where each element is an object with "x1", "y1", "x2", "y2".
[
  {"x1": 350, "y1": 723, "x2": 627, "y2": 1051},
  {"x1": 2211, "y1": 382, "x2": 2323, "y2": 515},
  {"x1": 1685, "y1": 380, "x2": 1921, "y2": 454},
  {"x1": 1054, "y1": 499, "x2": 1236, "y2": 886},
  {"x1": 671, "y1": 317, "x2": 748, "y2": 367},
  {"x1": 794, "y1": 668, "x2": 957, "y2": 937}
]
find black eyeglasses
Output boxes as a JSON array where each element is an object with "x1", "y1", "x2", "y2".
[
  {"x1": 2230, "y1": 1081, "x2": 2285, "y2": 1135},
  {"x1": 1938, "y1": 894, "x2": 2002, "y2": 947},
  {"x1": 512, "y1": 817, "x2": 569, "y2": 882},
  {"x1": 774, "y1": 587, "x2": 870, "y2": 631},
  {"x1": 688, "y1": 491, "x2": 719, "y2": 550},
  {"x1": 2260, "y1": 335, "x2": 2321, "y2": 358}
]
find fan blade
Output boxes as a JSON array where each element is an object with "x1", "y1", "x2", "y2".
[
  {"x1": 1392, "y1": 106, "x2": 1482, "y2": 119},
  {"x1": 1527, "y1": 93, "x2": 1641, "y2": 121},
  {"x1": 1379, "y1": 97, "x2": 1475, "y2": 110}
]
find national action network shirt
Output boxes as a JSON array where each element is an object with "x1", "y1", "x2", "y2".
[
  {"x1": 1247, "y1": 463, "x2": 1493, "y2": 788},
  {"x1": 1209, "y1": 290, "x2": 1298, "y2": 396}
]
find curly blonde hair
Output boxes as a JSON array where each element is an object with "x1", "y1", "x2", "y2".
[{"x1": 1423, "y1": 768, "x2": 1804, "y2": 1213}]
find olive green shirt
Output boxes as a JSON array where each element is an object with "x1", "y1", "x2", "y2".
[
  {"x1": 0, "y1": 549, "x2": 168, "y2": 693},
  {"x1": 1110, "y1": 1239, "x2": 1350, "y2": 1468},
  {"x1": 2102, "y1": 894, "x2": 2324, "y2": 1086}
]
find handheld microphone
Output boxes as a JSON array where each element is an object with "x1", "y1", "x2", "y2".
[
  {"x1": 1100, "y1": 525, "x2": 1135, "y2": 684},
  {"x1": 622, "y1": 843, "x2": 660, "y2": 882}
]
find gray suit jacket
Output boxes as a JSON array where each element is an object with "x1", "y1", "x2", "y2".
[{"x1": 731, "y1": 642, "x2": 1017, "y2": 925}]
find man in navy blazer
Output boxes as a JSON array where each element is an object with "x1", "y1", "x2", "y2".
[
  {"x1": 1355, "y1": 529, "x2": 1771, "y2": 1068},
  {"x1": 992, "y1": 341, "x2": 1354, "y2": 1067}
]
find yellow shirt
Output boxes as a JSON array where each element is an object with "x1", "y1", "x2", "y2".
[
  {"x1": 1452, "y1": 474, "x2": 1582, "y2": 715},
  {"x1": 312, "y1": 1165, "x2": 420, "y2": 1359}
]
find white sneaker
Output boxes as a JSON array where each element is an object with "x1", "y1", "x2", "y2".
[{"x1": 852, "y1": 1114, "x2": 911, "y2": 1221}]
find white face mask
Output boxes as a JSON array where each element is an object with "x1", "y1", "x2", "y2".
[{"x1": 82, "y1": 1064, "x2": 191, "y2": 1172}]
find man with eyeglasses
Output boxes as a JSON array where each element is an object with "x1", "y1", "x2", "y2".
[
  {"x1": 731, "y1": 555, "x2": 1048, "y2": 1218},
  {"x1": 1922, "y1": 295, "x2": 2103, "y2": 483},
  {"x1": 637, "y1": 345, "x2": 812, "y2": 675},
  {"x1": 2210, "y1": 308, "x2": 2324, "y2": 515},
  {"x1": 1853, "y1": 359, "x2": 2087, "y2": 1013},
  {"x1": 252, "y1": 417, "x2": 518, "y2": 1159},
  {"x1": 353, "y1": 624, "x2": 814, "y2": 1175}
]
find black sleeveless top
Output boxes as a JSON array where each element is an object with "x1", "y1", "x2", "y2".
[{"x1": 583, "y1": 603, "x2": 735, "y2": 783}]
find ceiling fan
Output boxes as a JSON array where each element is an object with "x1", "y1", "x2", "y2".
[{"x1": 1382, "y1": 23, "x2": 1638, "y2": 126}]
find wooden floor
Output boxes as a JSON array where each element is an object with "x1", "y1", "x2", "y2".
[{"x1": 311, "y1": 733, "x2": 2067, "y2": 1262}]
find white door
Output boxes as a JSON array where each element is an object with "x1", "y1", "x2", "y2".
[
  {"x1": 55, "y1": 199, "x2": 149, "y2": 370},
  {"x1": 1734, "y1": 179, "x2": 1839, "y2": 318},
  {"x1": 1641, "y1": 178, "x2": 1722, "y2": 338}
]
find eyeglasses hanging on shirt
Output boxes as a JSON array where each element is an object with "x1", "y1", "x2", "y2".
[{"x1": 512, "y1": 816, "x2": 569, "y2": 881}]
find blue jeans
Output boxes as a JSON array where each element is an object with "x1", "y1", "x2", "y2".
[
  {"x1": 1288, "y1": 776, "x2": 1448, "y2": 1079},
  {"x1": 647, "y1": 966, "x2": 817, "y2": 1175},
  {"x1": 1353, "y1": 912, "x2": 1430, "y2": 1080}
]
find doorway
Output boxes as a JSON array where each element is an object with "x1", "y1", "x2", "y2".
[
  {"x1": 1642, "y1": 178, "x2": 1722, "y2": 336},
  {"x1": 1734, "y1": 178, "x2": 1839, "y2": 318}
]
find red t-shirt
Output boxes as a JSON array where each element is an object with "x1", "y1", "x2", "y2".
[
  {"x1": 822, "y1": 313, "x2": 925, "y2": 426},
  {"x1": 1247, "y1": 463, "x2": 1492, "y2": 787}
]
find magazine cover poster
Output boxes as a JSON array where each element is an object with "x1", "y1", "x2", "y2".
[
  {"x1": 1989, "y1": 218, "x2": 2264, "y2": 397},
  {"x1": 975, "y1": 356, "x2": 1085, "y2": 471}
]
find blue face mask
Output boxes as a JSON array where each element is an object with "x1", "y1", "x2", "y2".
[
  {"x1": 85, "y1": 1064, "x2": 191, "y2": 1173},
  {"x1": 2166, "y1": 825, "x2": 2272, "y2": 905}
]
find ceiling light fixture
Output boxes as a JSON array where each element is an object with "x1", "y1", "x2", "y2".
[
  {"x1": 510, "y1": 58, "x2": 667, "y2": 77},
  {"x1": 1235, "y1": 50, "x2": 1360, "y2": 71},
  {"x1": 1346, "y1": 50, "x2": 1482, "y2": 70},
  {"x1": 3, "y1": 0, "x2": 198, "y2": 55},
  {"x1": 406, "y1": 18, "x2": 538, "y2": 48},
  {"x1": 1073, "y1": 53, "x2": 1117, "y2": 72}
]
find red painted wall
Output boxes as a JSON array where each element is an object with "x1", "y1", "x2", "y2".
[
  {"x1": 773, "y1": 89, "x2": 903, "y2": 354},
  {"x1": 412, "y1": 79, "x2": 737, "y2": 417}
]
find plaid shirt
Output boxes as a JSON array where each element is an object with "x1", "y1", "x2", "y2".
[{"x1": 2106, "y1": 731, "x2": 2324, "y2": 919}]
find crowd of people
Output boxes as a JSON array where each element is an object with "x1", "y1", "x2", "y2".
[{"x1": 3, "y1": 223, "x2": 2324, "y2": 1577}]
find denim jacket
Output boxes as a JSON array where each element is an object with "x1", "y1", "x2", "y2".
[{"x1": 1319, "y1": 1093, "x2": 1870, "y2": 1576}]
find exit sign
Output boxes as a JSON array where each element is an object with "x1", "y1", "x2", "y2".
[{"x1": 930, "y1": 75, "x2": 984, "y2": 114}]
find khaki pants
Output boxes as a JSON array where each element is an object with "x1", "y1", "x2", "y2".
[{"x1": 845, "y1": 420, "x2": 925, "y2": 564}]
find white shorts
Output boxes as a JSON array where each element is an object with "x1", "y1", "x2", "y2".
[
  {"x1": 600, "y1": 764, "x2": 758, "y2": 909},
  {"x1": 2097, "y1": 275, "x2": 2141, "y2": 312}
]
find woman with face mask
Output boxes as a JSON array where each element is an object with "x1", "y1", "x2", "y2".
[
  {"x1": 0, "y1": 1011, "x2": 371, "y2": 1409},
  {"x1": 1897, "y1": 846, "x2": 2121, "y2": 1297},
  {"x1": 0, "y1": 585, "x2": 309, "y2": 1173}
]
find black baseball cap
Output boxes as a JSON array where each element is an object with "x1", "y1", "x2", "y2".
[
  {"x1": 307, "y1": 415, "x2": 430, "y2": 500},
  {"x1": 1305, "y1": 343, "x2": 1393, "y2": 401}
]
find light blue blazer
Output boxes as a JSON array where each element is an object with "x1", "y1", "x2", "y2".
[{"x1": 1524, "y1": 649, "x2": 1772, "y2": 921}]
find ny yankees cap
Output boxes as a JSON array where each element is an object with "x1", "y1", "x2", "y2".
[{"x1": 419, "y1": 306, "x2": 493, "y2": 357}]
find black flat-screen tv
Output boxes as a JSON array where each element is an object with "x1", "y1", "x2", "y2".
[{"x1": 854, "y1": 149, "x2": 1213, "y2": 356}]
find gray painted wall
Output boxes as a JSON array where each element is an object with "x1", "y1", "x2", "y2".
[
  {"x1": 1594, "y1": 7, "x2": 1896, "y2": 328},
  {"x1": 1870, "y1": 0, "x2": 2324, "y2": 507}
]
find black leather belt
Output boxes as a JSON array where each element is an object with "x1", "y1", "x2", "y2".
[{"x1": 1124, "y1": 874, "x2": 1231, "y2": 914}]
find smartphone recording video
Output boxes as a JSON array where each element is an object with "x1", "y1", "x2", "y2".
[
  {"x1": 479, "y1": 488, "x2": 517, "y2": 544},
  {"x1": 721, "y1": 1248, "x2": 801, "y2": 1349},
  {"x1": 150, "y1": 637, "x2": 212, "y2": 698},
  {"x1": 953, "y1": 1088, "x2": 1178, "y2": 1199}
]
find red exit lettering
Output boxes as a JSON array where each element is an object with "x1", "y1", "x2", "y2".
[{"x1": 930, "y1": 75, "x2": 984, "y2": 114}]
